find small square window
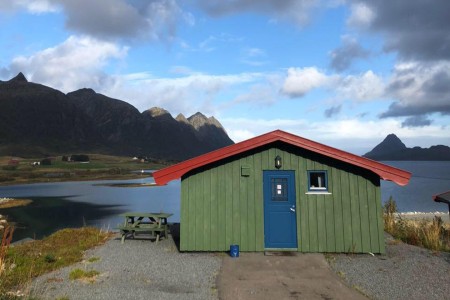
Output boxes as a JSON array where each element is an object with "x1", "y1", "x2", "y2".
[{"x1": 308, "y1": 171, "x2": 328, "y2": 191}]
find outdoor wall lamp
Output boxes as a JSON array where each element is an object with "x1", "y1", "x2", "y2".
[{"x1": 275, "y1": 155, "x2": 282, "y2": 169}]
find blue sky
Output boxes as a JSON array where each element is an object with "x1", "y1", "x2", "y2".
[{"x1": 1, "y1": 0, "x2": 449, "y2": 154}]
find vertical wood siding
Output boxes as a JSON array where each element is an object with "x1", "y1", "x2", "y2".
[{"x1": 180, "y1": 143, "x2": 385, "y2": 253}]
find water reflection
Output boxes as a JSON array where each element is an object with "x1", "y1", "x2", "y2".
[
  {"x1": 0, "y1": 176, "x2": 180, "y2": 242},
  {"x1": 3, "y1": 196, "x2": 124, "y2": 241}
]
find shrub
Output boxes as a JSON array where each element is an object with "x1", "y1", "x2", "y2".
[
  {"x1": 383, "y1": 198, "x2": 450, "y2": 252},
  {"x1": 71, "y1": 155, "x2": 90, "y2": 162},
  {"x1": 40, "y1": 158, "x2": 52, "y2": 166},
  {"x1": 0, "y1": 176, "x2": 14, "y2": 183},
  {"x1": 1, "y1": 165, "x2": 17, "y2": 171},
  {"x1": 44, "y1": 254, "x2": 57, "y2": 263},
  {"x1": 383, "y1": 196, "x2": 397, "y2": 233},
  {"x1": 421, "y1": 216, "x2": 444, "y2": 251},
  {"x1": 0, "y1": 218, "x2": 14, "y2": 281}
]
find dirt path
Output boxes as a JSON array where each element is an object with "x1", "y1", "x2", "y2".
[{"x1": 217, "y1": 252, "x2": 367, "y2": 300}]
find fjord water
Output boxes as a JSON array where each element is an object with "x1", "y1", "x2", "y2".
[
  {"x1": 0, "y1": 176, "x2": 180, "y2": 241},
  {"x1": 381, "y1": 161, "x2": 450, "y2": 213},
  {"x1": 1, "y1": 161, "x2": 449, "y2": 241}
]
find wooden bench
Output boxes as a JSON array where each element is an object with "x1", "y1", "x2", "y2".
[{"x1": 116, "y1": 224, "x2": 168, "y2": 244}]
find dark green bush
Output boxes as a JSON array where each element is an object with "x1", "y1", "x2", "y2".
[
  {"x1": 40, "y1": 158, "x2": 52, "y2": 166},
  {"x1": 1, "y1": 165, "x2": 17, "y2": 171},
  {"x1": 71, "y1": 155, "x2": 90, "y2": 162}
]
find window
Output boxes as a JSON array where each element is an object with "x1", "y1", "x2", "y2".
[
  {"x1": 271, "y1": 178, "x2": 288, "y2": 201},
  {"x1": 308, "y1": 171, "x2": 328, "y2": 192}
]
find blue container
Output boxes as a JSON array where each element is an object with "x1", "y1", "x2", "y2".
[{"x1": 230, "y1": 244, "x2": 239, "y2": 257}]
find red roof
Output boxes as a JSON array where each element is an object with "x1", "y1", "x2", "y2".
[
  {"x1": 433, "y1": 191, "x2": 450, "y2": 203},
  {"x1": 153, "y1": 130, "x2": 411, "y2": 186}
]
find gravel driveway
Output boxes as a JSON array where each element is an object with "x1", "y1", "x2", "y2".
[
  {"x1": 328, "y1": 233, "x2": 450, "y2": 300},
  {"x1": 31, "y1": 235, "x2": 221, "y2": 300},
  {"x1": 29, "y1": 232, "x2": 450, "y2": 300}
]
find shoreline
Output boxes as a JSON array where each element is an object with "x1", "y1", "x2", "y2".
[
  {"x1": 0, "y1": 197, "x2": 33, "y2": 209},
  {"x1": 397, "y1": 211, "x2": 450, "y2": 223},
  {"x1": 0, "y1": 172, "x2": 153, "y2": 187}
]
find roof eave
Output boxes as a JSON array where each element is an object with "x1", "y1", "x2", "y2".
[{"x1": 153, "y1": 130, "x2": 412, "y2": 186}]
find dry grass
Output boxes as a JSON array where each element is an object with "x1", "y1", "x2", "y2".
[
  {"x1": 69, "y1": 268, "x2": 100, "y2": 282},
  {"x1": 384, "y1": 198, "x2": 450, "y2": 252},
  {"x1": 0, "y1": 218, "x2": 14, "y2": 278},
  {"x1": 0, "y1": 227, "x2": 112, "y2": 296},
  {"x1": 0, "y1": 199, "x2": 32, "y2": 209}
]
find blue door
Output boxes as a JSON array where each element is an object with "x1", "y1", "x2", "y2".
[{"x1": 263, "y1": 170, "x2": 297, "y2": 249}]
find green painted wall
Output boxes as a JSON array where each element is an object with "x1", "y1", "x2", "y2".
[{"x1": 180, "y1": 142, "x2": 385, "y2": 253}]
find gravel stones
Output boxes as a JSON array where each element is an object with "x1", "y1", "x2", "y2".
[
  {"x1": 328, "y1": 233, "x2": 450, "y2": 300},
  {"x1": 31, "y1": 235, "x2": 221, "y2": 300}
]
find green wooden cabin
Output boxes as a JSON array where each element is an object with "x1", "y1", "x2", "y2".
[{"x1": 153, "y1": 130, "x2": 410, "y2": 253}]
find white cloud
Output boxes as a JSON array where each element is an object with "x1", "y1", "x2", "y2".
[
  {"x1": 281, "y1": 67, "x2": 384, "y2": 102},
  {"x1": 381, "y1": 61, "x2": 450, "y2": 117},
  {"x1": 241, "y1": 47, "x2": 269, "y2": 66},
  {"x1": 347, "y1": 2, "x2": 375, "y2": 27},
  {"x1": 226, "y1": 129, "x2": 255, "y2": 142},
  {"x1": 337, "y1": 70, "x2": 384, "y2": 101},
  {"x1": 0, "y1": 0, "x2": 59, "y2": 13},
  {"x1": 281, "y1": 67, "x2": 331, "y2": 97},
  {"x1": 5, "y1": 35, "x2": 128, "y2": 92},
  {"x1": 195, "y1": 0, "x2": 320, "y2": 27},
  {"x1": 102, "y1": 71, "x2": 266, "y2": 114},
  {"x1": 222, "y1": 116, "x2": 449, "y2": 154}
]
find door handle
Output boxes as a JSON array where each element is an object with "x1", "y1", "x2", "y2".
[{"x1": 290, "y1": 207, "x2": 295, "y2": 212}]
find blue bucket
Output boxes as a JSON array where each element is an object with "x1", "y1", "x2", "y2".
[{"x1": 230, "y1": 244, "x2": 239, "y2": 257}]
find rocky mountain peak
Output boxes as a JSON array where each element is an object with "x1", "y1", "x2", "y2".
[
  {"x1": 364, "y1": 133, "x2": 450, "y2": 161},
  {"x1": 0, "y1": 72, "x2": 234, "y2": 160},
  {"x1": 364, "y1": 133, "x2": 407, "y2": 158},
  {"x1": 175, "y1": 113, "x2": 189, "y2": 124},
  {"x1": 8, "y1": 72, "x2": 28, "y2": 83},
  {"x1": 188, "y1": 112, "x2": 208, "y2": 130},
  {"x1": 379, "y1": 134, "x2": 407, "y2": 151},
  {"x1": 147, "y1": 107, "x2": 170, "y2": 117},
  {"x1": 207, "y1": 116, "x2": 224, "y2": 129},
  {"x1": 384, "y1": 134, "x2": 406, "y2": 147},
  {"x1": 69, "y1": 88, "x2": 96, "y2": 96}
]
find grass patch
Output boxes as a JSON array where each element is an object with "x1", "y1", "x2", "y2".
[
  {"x1": 0, "y1": 199, "x2": 32, "y2": 209},
  {"x1": 384, "y1": 198, "x2": 450, "y2": 252},
  {"x1": 0, "y1": 154, "x2": 168, "y2": 185},
  {"x1": 0, "y1": 227, "x2": 111, "y2": 295},
  {"x1": 69, "y1": 268, "x2": 99, "y2": 281},
  {"x1": 87, "y1": 257, "x2": 100, "y2": 263}
]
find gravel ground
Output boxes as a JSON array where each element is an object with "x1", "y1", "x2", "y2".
[
  {"x1": 328, "y1": 233, "x2": 450, "y2": 300},
  {"x1": 27, "y1": 231, "x2": 450, "y2": 300},
  {"x1": 30, "y1": 234, "x2": 221, "y2": 300}
]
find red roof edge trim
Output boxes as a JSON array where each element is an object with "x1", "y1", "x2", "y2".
[
  {"x1": 153, "y1": 130, "x2": 412, "y2": 187},
  {"x1": 433, "y1": 190, "x2": 450, "y2": 203}
]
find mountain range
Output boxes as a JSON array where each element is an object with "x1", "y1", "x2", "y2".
[
  {"x1": 0, "y1": 73, "x2": 234, "y2": 161},
  {"x1": 363, "y1": 134, "x2": 450, "y2": 161}
]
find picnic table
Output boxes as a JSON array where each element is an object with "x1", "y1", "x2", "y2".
[{"x1": 116, "y1": 212, "x2": 173, "y2": 244}]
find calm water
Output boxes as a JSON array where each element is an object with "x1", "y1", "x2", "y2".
[
  {"x1": 1, "y1": 161, "x2": 449, "y2": 241},
  {"x1": 0, "y1": 176, "x2": 180, "y2": 241},
  {"x1": 381, "y1": 161, "x2": 450, "y2": 213}
]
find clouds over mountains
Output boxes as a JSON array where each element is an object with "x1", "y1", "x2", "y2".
[
  {"x1": 344, "y1": 0, "x2": 450, "y2": 125},
  {"x1": 0, "y1": 0, "x2": 448, "y2": 147}
]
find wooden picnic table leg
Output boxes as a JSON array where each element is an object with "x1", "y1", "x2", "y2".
[
  {"x1": 155, "y1": 217, "x2": 160, "y2": 244},
  {"x1": 121, "y1": 231, "x2": 126, "y2": 244}
]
